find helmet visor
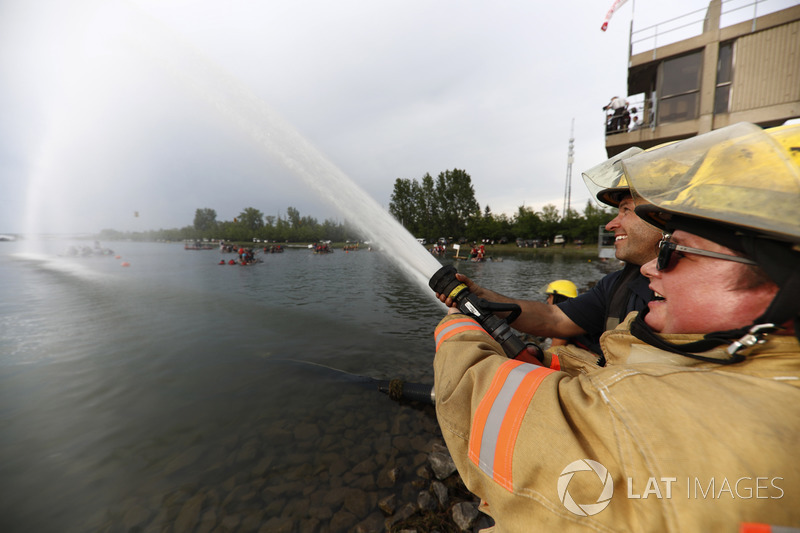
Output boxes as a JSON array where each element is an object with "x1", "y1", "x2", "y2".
[
  {"x1": 625, "y1": 123, "x2": 800, "y2": 244},
  {"x1": 582, "y1": 146, "x2": 644, "y2": 207}
]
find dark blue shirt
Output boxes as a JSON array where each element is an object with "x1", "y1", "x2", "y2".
[{"x1": 556, "y1": 264, "x2": 652, "y2": 357}]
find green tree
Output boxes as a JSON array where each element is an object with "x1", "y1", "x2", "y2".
[
  {"x1": 193, "y1": 208, "x2": 218, "y2": 237},
  {"x1": 514, "y1": 206, "x2": 542, "y2": 239},
  {"x1": 238, "y1": 207, "x2": 265, "y2": 235},
  {"x1": 572, "y1": 200, "x2": 613, "y2": 244},
  {"x1": 416, "y1": 174, "x2": 437, "y2": 239},
  {"x1": 434, "y1": 168, "x2": 480, "y2": 240},
  {"x1": 389, "y1": 178, "x2": 418, "y2": 233},
  {"x1": 286, "y1": 207, "x2": 301, "y2": 229},
  {"x1": 539, "y1": 204, "x2": 561, "y2": 240}
]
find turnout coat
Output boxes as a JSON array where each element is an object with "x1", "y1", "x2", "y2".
[{"x1": 433, "y1": 313, "x2": 800, "y2": 532}]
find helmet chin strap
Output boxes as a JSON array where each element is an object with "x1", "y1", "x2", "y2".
[{"x1": 629, "y1": 309, "x2": 750, "y2": 365}]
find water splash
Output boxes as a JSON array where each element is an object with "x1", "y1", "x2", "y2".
[{"x1": 118, "y1": 1, "x2": 444, "y2": 294}]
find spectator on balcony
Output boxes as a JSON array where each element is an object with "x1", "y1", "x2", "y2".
[
  {"x1": 603, "y1": 95, "x2": 629, "y2": 134},
  {"x1": 629, "y1": 107, "x2": 643, "y2": 132}
]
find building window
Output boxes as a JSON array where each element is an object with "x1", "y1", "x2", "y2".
[
  {"x1": 714, "y1": 42, "x2": 733, "y2": 115},
  {"x1": 658, "y1": 50, "x2": 702, "y2": 124}
]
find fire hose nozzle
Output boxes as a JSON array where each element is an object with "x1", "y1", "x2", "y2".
[{"x1": 429, "y1": 264, "x2": 534, "y2": 359}]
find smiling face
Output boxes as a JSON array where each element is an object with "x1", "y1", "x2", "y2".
[
  {"x1": 604, "y1": 195, "x2": 663, "y2": 266},
  {"x1": 639, "y1": 230, "x2": 778, "y2": 334}
]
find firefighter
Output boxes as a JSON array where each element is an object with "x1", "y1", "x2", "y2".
[{"x1": 433, "y1": 122, "x2": 800, "y2": 532}]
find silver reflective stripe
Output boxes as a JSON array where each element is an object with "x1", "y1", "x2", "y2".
[
  {"x1": 435, "y1": 319, "x2": 479, "y2": 347},
  {"x1": 476, "y1": 364, "x2": 533, "y2": 476}
]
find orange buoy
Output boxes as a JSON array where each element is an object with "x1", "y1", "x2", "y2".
[
  {"x1": 115, "y1": 255, "x2": 121, "y2": 259},
  {"x1": 121, "y1": 262, "x2": 131, "y2": 267}
]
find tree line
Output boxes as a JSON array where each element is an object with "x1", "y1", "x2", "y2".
[
  {"x1": 98, "y1": 206, "x2": 364, "y2": 243},
  {"x1": 389, "y1": 168, "x2": 614, "y2": 244},
  {"x1": 97, "y1": 168, "x2": 615, "y2": 245}
]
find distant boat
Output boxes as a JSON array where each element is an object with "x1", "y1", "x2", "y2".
[
  {"x1": 0, "y1": 235, "x2": 17, "y2": 242},
  {"x1": 184, "y1": 240, "x2": 215, "y2": 250}
]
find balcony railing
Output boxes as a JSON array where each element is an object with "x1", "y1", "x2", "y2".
[{"x1": 629, "y1": 0, "x2": 789, "y2": 59}]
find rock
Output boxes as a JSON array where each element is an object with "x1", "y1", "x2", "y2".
[
  {"x1": 330, "y1": 509, "x2": 358, "y2": 531},
  {"x1": 415, "y1": 465, "x2": 432, "y2": 480},
  {"x1": 428, "y1": 451, "x2": 457, "y2": 480},
  {"x1": 410, "y1": 434, "x2": 430, "y2": 452},
  {"x1": 236, "y1": 439, "x2": 259, "y2": 463},
  {"x1": 417, "y1": 490, "x2": 436, "y2": 512},
  {"x1": 263, "y1": 497, "x2": 287, "y2": 517},
  {"x1": 122, "y1": 504, "x2": 150, "y2": 530},
  {"x1": 329, "y1": 458, "x2": 348, "y2": 477},
  {"x1": 352, "y1": 457, "x2": 376, "y2": 475},
  {"x1": 173, "y1": 493, "x2": 205, "y2": 533},
  {"x1": 163, "y1": 445, "x2": 204, "y2": 475},
  {"x1": 294, "y1": 423, "x2": 320, "y2": 441},
  {"x1": 257, "y1": 516, "x2": 293, "y2": 533},
  {"x1": 431, "y1": 480, "x2": 449, "y2": 508},
  {"x1": 222, "y1": 485, "x2": 253, "y2": 511},
  {"x1": 452, "y1": 502, "x2": 479, "y2": 531},
  {"x1": 196, "y1": 509, "x2": 217, "y2": 533},
  {"x1": 431, "y1": 442, "x2": 449, "y2": 455},
  {"x1": 218, "y1": 513, "x2": 242, "y2": 531},
  {"x1": 393, "y1": 435, "x2": 412, "y2": 450},
  {"x1": 353, "y1": 511, "x2": 385, "y2": 533},
  {"x1": 343, "y1": 488, "x2": 370, "y2": 518},
  {"x1": 252, "y1": 456, "x2": 274, "y2": 477},
  {"x1": 298, "y1": 518, "x2": 321, "y2": 533},
  {"x1": 222, "y1": 472, "x2": 247, "y2": 492},
  {"x1": 384, "y1": 503, "x2": 416, "y2": 529},
  {"x1": 240, "y1": 510, "x2": 266, "y2": 531},
  {"x1": 378, "y1": 494, "x2": 397, "y2": 516},
  {"x1": 377, "y1": 466, "x2": 401, "y2": 488},
  {"x1": 281, "y1": 497, "x2": 310, "y2": 518}
]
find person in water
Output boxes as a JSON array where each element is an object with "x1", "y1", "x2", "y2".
[
  {"x1": 437, "y1": 147, "x2": 662, "y2": 362},
  {"x1": 432, "y1": 122, "x2": 800, "y2": 531}
]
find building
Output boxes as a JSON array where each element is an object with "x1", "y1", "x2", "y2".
[{"x1": 605, "y1": 0, "x2": 800, "y2": 157}]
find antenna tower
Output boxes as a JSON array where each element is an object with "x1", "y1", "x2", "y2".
[{"x1": 562, "y1": 119, "x2": 575, "y2": 219}]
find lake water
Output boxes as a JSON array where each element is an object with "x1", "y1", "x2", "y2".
[{"x1": 0, "y1": 239, "x2": 608, "y2": 532}]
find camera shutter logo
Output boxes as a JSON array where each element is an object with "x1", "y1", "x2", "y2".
[{"x1": 557, "y1": 459, "x2": 614, "y2": 516}]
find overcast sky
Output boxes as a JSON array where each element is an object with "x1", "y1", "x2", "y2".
[{"x1": 0, "y1": 0, "x2": 795, "y2": 235}]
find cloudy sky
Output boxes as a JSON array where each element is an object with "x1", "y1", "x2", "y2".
[{"x1": 0, "y1": 0, "x2": 794, "y2": 235}]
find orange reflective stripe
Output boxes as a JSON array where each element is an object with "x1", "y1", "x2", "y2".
[
  {"x1": 469, "y1": 360, "x2": 523, "y2": 469},
  {"x1": 740, "y1": 525, "x2": 772, "y2": 533},
  {"x1": 492, "y1": 366, "x2": 554, "y2": 489},
  {"x1": 435, "y1": 317, "x2": 487, "y2": 351},
  {"x1": 469, "y1": 360, "x2": 555, "y2": 491},
  {"x1": 550, "y1": 353, "x2": 561, "y2": 370}
]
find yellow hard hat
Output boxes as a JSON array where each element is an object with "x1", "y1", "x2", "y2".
[
  {"x1": 546, "y1": 280, "x2": 578, "y2": 299},
  {"x1": 581, "y1": 147, "x2": 643, "y2": 207},
  {"x1": 626, "y1": 122, "x2": 800, "y2": 245}
]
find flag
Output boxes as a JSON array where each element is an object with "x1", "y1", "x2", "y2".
[{"x1": 601, "y1": 0, "x2": 629, "y2": 31}]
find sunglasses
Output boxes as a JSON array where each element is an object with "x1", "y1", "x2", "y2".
[{"x1": 656, "y1": 234, "x2": 758, "y2": 271}]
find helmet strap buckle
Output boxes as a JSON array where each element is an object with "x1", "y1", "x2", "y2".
[{"x1": 727, "y1": 323, "x2": 778, "y2": 355}]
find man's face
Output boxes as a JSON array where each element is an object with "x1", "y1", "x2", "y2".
[
  {"x1": 605, "y1": 195, "x2": 663, "y2": 266},
  {"x1": 640, "y1": 230, "x2": 777, "y2": 334}
]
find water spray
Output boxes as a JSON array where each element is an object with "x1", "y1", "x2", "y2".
[{"x1": 429, "y1": 265, "x2": 538, "y2": 359}]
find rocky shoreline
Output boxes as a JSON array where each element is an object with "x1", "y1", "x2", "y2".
[
  {"x1": 382, "y1": 439, "x2": 494, "y2": 533},
  {"x1": 90, "y1": 382, "x2": 490, "y2": 533}
]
